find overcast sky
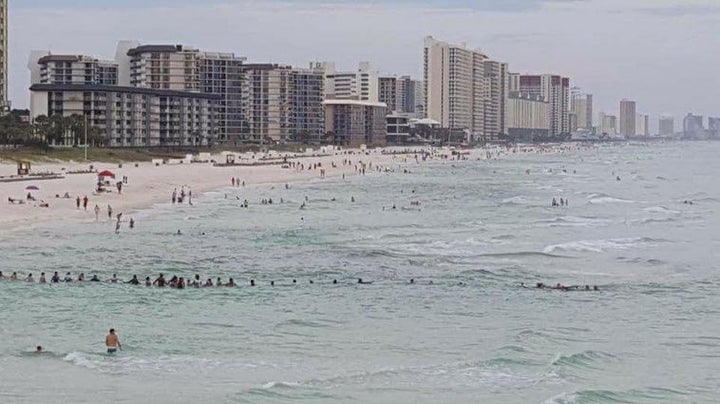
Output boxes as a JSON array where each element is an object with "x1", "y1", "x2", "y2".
[{"x1": 11, "y1": 0, "x2": 720, "y2": 129}]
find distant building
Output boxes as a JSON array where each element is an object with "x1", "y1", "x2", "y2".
[
  {"x1": 386, "y1": 114, "x2": 411, "y2": 144},
  {"x1": 658, "y1": 115, "x2": 674, "y2": 136},
  {"x1": 619, "y1": 99, "x2": 636, "y2": 137},
  {"x1": 30, "y1": 84, "x2": 219, "y2": 147},
  {"x1": 323, "y1": 99, "x2": 387, "y2": 146},
  {"x1": 483, "y1": 60, "x2": 508, "y2": 138},
  {"x1": 242, "y1": 64, "x2": 325, "y2": 143},
  {"x1": 515, "y1": 74, "x2": 570, "y2": 136},
  {"x1": 317, "y1": 61, "x2": 378, "y2": 102},
  {"x1": 635, "y1": 113, "x2": 649, "y2": 136},
  {"x1": 37, "y1": 54, "x2": 118, "y2": 86},
  {"x1": 598, "y1": 112, "x2": 617, "y2": 137},
  {"x1": 571, "y1": 92, "x2": 593, "y2": 131},
  {"x1": 424, "y1": 36, "x2": 488, "y2": 138},
  {"x1": 397, "y1": 76, "x2": 422, "y2": 115},
  {"x1": 683, "y1": 113, "x2": 704, "y2": 138},
  {"x1": 378, "y1": 76, "x2": 397, "y2": 112},
  {"x1": 707, "y1": 117, "x2": 720, "y2": 138},
  {"x1": 505, "y1": 91, "x2": 550, "y2": 140}
]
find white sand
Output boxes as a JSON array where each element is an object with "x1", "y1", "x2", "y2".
[
  {"x1": 0, "y1": 144, "x2": 590, "y2": 231},
  {"x1": 0, "y1": 147, "x2": 438, "y2": 230}
]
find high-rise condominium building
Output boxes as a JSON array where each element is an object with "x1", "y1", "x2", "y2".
[
  {"x1": 514, "y1": 74, "x2": 570, "y2": 136},
  {"x1": 378, "y1": 76, "x2": 397, "y2": 112},
  {"x1": 125, "y1": 44, "x2": 246, "y2": 144},
  {"x1": 323, "y1": 99, "x2": 387, "y2": 146},
  {"x1": 317, "y1": 61, "x2": 378, "y2": 102},
  {"x1": 483, "y1": 60, "x2": 508, "y2": 138},
  {"x1": 635, "y1": 113, "x2": 649, "y2": 136},
  {"x1": 242, "y1": 64, "x2": 325, "y2": 143},
  {"x1": 37, "y1": 55, "x2": 118, "y2": 85},
  {"x1": 571, "y1": 92, "x2": 593, "y2": 131},
  {"x1": 683, "y1": 113, "x2": 704, "y2": 137},
  {"x1": 505, "y1": 91, "x2": 550, "y2": 140},
  {"x1": 598, "y1": 112, "x2": 617, "y2": 136},
  {"x1": 619, "y1": 99, "x2": 636, "y2": 137},
  {"x1": 424, "y1": 36, "x2": 507, "y2": 140},
  {"x1": 658, "y1": 115, "x2": 674, "y2": 136},
  {"x1": 0, "y1": 0, "x2": 7, "y2": 110}
]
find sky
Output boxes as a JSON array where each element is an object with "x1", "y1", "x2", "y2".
[{"x1": 10, "y1": 0, "x2": 720, "y2": 130}]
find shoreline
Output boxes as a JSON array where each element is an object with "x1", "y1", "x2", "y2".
[{"x1": 0, "y1": 144, "x2": 597, "y2": 232}]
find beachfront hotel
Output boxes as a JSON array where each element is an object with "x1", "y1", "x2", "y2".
[
  {"x1": 619, "y1": 99, "x2": 637, "y2": 137},
  {"x1": 510, "y1": 73, "x2": 570, "y2": 136},
  {"x1": 505, "y1": 91, "x2": 550, "y2": 140},
  {"x1": 323, "y1": 99, "x2": 387, "y2": 146},
  {"x1": 423, "y1": 36, "x2": 508, "y2": 141}
]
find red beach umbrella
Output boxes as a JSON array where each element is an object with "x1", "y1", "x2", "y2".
[{"x1": 98, "y1": 170, "x2": 116, "y2": 178}]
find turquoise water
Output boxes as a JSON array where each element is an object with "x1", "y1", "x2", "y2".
[{"x1": 1, "y1": 142, "x2": 719, "y2": 403}]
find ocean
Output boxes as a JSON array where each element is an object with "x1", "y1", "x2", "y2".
[{"x1": 1, "y1": 142, "x2": 719, "y2": 403}]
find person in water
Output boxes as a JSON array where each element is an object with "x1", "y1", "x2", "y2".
[
  {"x1": 153, "y1": 273, "x2": 166, "y2": 287},
  {"x1": 105, "y1": 329, "x2": 121, "y2": 354},
  {"x1": 127, "y1": 275, "x2": 140, "y2": 285},
  {"x1": 51, "y1": 272, "x2": 60, "y2": 283}
]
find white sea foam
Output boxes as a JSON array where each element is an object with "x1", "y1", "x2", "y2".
[
  {"x1": 644, "y1": 206, "x2": 680, "y2": 214},
  {"x1": 543, "y1": 237, "x2": 659, "y2": 254},
  {"x1": 588, "y1": 197, "x2": 635, "y2": 204},
  {"x1": 502, "y1": 196, "x2": 530, "y2": 205}
]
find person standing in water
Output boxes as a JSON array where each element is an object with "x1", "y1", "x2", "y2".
[{"x1": 105, "y1": 329, "x2": 121, "y2": 354}]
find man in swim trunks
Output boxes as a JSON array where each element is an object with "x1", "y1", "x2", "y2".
[{"x1": 105, "y1": 329, "x2": 121, "y2": 354}]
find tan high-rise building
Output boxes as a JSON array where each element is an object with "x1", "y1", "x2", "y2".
[
  {"x1": 571, "y1": 93, "x2": 593, "y2": 131},
  {"x1": 424, "y1": 36, "x2": 508, "y2": 140},
  {"x1": 635, "y1": 113, "x2": 649, "y2": 136},
  {"x1": 619, "y1": 99, "x2": 636, "y2": 137},
  {"x1": 516, "y1": 74, "x2": 570, "y2": 136},
  {"x1": 0, "y1": 0, "x2": 7, "y2": 110}
]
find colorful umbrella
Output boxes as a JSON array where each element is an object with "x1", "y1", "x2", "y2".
[
  {"x1": 98, "y1": 170, "x2": 116, "y2": 178},
  {"x1": 25, "y1": 185, "x2": 39, "y2": 191}
]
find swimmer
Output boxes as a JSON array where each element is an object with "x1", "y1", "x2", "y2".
[
  {"x1": 105, "y1": 329, "x2": 121, "y2": 354},
  {"x1": 227, "y1": 278, "x2": 236, "y2": 287},
  {"x1": 145, "y1": 277, "x2": 152, "y2": 287},
  {"x1": 63, "y1": 272, "x2": 73, "y2": 282},
  {"x1": 35, "y1": 346, "x2": 43, "y2": 354},
  {"x1": 216, "y1": 277, "x2": 223, "y2": 287},
  {"x1": 109, "y1": 274, "x2": 119, "y2": 283},
  {"x1": 333, "y1": 279, "x2": 338, "y2": 284},
  {"x1": 51, "y1": 272, "x2": 60, "y2": 283},
  {"x1": 250, "y1": 279, "x2": 255, "y2": 287},
  {"x1": 39, "y1": 272, "x2": 46, "y2": 284},
  {"x1": 26, "y1": 273, "x2": 34, "y2": 283},
  {"x1": 153, "y1": 273, "x2": 166, "y2": 287},
  {"x1": 127, "y1": 275, "x2": 140, "y2": 285},
  {"x1": 90, "y1": 274, "x2": 100, "y2": 282},
  {"x1": 358, "y1": 278, "x2": 372, "y2": 284}
]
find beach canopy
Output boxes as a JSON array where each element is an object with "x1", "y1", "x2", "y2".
[
  {"x1": 98, "y1": 170, "x2": 115, "y2": 178},
  {"x1": 25, "y1": 185, "x2": 39, "y2": 191}
]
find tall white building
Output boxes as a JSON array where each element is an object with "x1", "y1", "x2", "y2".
[
  {"x1": 36, "y1": 54, "x2": 118, "y2": 85},
  {"x1": 0, "y1": 0, "x2": 7, "y2": 110},
  {"x1": 424, "y1": 36, "x2": 506, "y2": 140},
  {"x1": 571, "y1": 92, "x2": 593, "y2": 131},
  {"x1": 659, "y1": 115, "x2": 674, "y2": 136},
  {"x1": 316, "y1": 61, "x2": 378, "y2": 102},
  {"x1": 598, "y1": 112, "x2": 618, "y2": 137},
  {"x1": 619, "y1": 99, "x2": 636, "y2": 137},
  {"x1": 505, "y1": 91, "x2": 550, "y2": 140},
  {"x1": 635, "y1": 113, "x2": 649, "y2": 136},
  {"x1": 513, "y1": 74, "x2": 570, "y2": 136}
]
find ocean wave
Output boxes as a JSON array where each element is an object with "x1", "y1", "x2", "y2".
[
  {"x1": 501, "y1": 196, "x2": 531, "y2": 205},
  {"x1": 63, "y1": 352, "x2": 221, "y2": 374},
  {"x1": 543, "y1": 387, "x2": 690, "y2": 404},
  {"x1": 541, "y1": 216, "x2": 611, "y2": 228},
  {"x1": 543, "y1": 237, "x2": 663, "y2": 254},
  {"x1": 551, "y1": 350, "x2": 617, "y2": 369},
  {"x1": 588, "y1": 196, "x2": 635, "y2": 204},
  {"x1": 643, "y1": 206, "x2": 679, "y2": 214}
]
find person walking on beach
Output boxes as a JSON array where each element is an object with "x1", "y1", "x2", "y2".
[
  {"x1": 76, "y1": 196, "x2": 81, "y2": 209},
  {"x1": 94, "y1": 205, "x2": 100, "y2": 221},
  {"x1": 105, "y1": 329, "x2": 121, "y2": 354},
  {"x1": 83, "y1": 196, "x2": 89, "y2": 211},
  {"x1": 107, "y1": 205, "x2": 113, "y2": 220}
]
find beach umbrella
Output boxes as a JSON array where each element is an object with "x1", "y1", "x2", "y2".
[
  {"x1": 25, "y1": 185, "x2": 39, "y2": 191},
  {"x1": 98, "y1": 170, "x2": 116, "y2": 178}
]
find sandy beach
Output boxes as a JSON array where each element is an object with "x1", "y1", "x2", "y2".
[{"x1": 0, "y1": 144, "x2": 590, "y2": 231}]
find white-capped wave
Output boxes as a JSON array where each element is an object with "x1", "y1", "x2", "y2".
[
  {"x1": 589, "y1": 197, "x2": 635, "y2": 204},
  {"x1": 644, "y1": 206, "x2": 679, "y2": 214},
  {"x1": 543, "y1": 237, "x2": 660, "y2": 254},
  {"x1": 501, "y1": 196, "x2": 530, "y2": 205}
]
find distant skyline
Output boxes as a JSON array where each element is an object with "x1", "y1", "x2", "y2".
[{"x1": 10, "y1": 0, "x2": 720, "y2": 130}]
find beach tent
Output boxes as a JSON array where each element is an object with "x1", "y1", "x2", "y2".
[
  {"x1": 98, "y1": 170, "x2": 116, "y2": 178},
  {"x1": 25, "y1": 185, "x2": 39, "y2": 191}
]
